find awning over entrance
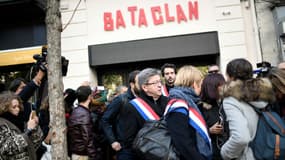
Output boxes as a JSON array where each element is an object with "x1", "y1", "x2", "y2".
[
  {"x1": 88, "y1": 32, "x2": 219, "y2": 66},
  {"x1": 0, "y1": 46, "x2": 42, "y2": 67}
]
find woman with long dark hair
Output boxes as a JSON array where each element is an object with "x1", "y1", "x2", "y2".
[{"x1": 200, "y1": 73, "x2": 227, "y2": 160}]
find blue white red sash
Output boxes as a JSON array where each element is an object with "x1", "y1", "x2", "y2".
[
  {"x1": 130, "y1": 98, "x2": 211, "y2": 149},
  {"x1": 161, "y1": 85, "x2": 169, "y2": 97},
  {"x1": 165, "y1": 99, "x2": 211, "y2": 148},
  {"x1": 130, "y1": 97, "x2": 160, "y2": 121}
]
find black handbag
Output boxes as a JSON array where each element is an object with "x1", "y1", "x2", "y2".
[{"x1": 132, "y1": 117, "x2": 179, "y2": 160}]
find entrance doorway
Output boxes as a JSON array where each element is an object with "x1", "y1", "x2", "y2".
[{"x1": 95, "y1": 54, "x2": 218, "y2": 92}]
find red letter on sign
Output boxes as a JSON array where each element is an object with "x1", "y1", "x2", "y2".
[
  {"x1": 116, "y1": 10, "x2": 126, "y2": 29},
  {"x1": 176, "y1": 5, "x2": 187, "y2": 23},
  {"x1": 189, "y1": 1, "x2": 199, "y2": 20},
  {"x1": 104, "y1": 12, "x2": 114, "y2": 31},
  {"x1": 138, "y1": 8, "x2": 148, "y2": 27},
  {"x1": 128, "y1": 6, "x2": 137, "y2": 26},
  {"x1": 164, "y1": 3, "x2": 174, "y2": 22},
  {"x1": 151, "y1": 6, "x2": 163, "y2": 25}
]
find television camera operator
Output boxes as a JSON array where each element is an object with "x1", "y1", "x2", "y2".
[
  {"x1": 9, "y1": 46, "x2": 69, "y2": 158},
  {"x1": 31, "y1": 46, "x2": 69, "y2": 109}
]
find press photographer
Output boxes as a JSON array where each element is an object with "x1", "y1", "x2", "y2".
[{"x1": 31, "y1": 45, "x2": 70, "y2": 158}]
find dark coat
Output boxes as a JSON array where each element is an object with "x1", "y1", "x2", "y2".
[
  {"x1": 68, "y1": 105, "x2": 96, "y2": 159},
  {"x1": 199, "y1": 101, "x2": 229, "y2": 160},
  {"x1": 168, "y1": 86, "x2": 208, "y2": 160},
  {"x1": 101, "y1": 88, "x2": 135, "y2": 146}
]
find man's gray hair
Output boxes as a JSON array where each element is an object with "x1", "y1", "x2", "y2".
[{"x1": 137, "y1": 68, "x2": 161, "y2": 87}]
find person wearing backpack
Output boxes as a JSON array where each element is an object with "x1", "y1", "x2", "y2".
[
  {"x1": 220, "y1": 58, "x2": 276, "y2": 160},
  {"x1": 167, "y1": 65, "x2": 212, "y2": 160},
  {"x1": 123, "y1": 68, "x2": 169, "y2": 160}
]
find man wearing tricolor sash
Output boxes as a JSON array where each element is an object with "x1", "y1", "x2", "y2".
[
  {"x1": 161, "y1": 63, "x2": 176, "y2": 96},
  {"x1": 123, "y1": 68, "x2": 169, "y2": 159},
  {"x1": 167, "y1": 65, "x2": 212, "y2": 160}
]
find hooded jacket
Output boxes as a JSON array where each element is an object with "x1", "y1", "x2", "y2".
[{"x1": 220, "y1": 78, "x2": 275, "y2": 160}]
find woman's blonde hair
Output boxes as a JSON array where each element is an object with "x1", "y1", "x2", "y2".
[
  {"x1": 0, "y1": 91, "x2": 23, "y2": 115},
  {"x1": 175, "y1": 65, "x2": 204, "y2": 87}
]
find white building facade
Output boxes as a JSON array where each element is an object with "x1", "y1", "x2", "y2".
[{"x1": 60, "y1": 0, "x2": 264, "y2": 89}]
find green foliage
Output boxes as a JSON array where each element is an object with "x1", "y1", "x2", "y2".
[
  {"x1": 197, "y1": 66, "x2": 208, "y2": 76},
  {"x1": 102, "y1": 74, "x2": 123, "y2": 91}
]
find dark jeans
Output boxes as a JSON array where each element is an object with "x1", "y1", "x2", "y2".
[{"x1": 116, "y1": 148, "x2": 137, "y2": 160}]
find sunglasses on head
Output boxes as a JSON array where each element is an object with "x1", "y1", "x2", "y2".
[{"x1": 208, "y1": 70, "x2": 219, "y2": 74}]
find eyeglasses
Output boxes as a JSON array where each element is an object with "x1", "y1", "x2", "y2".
[
  {"x1": 208, "y1": 70, "x2": 219, "y2": 74},
  {"x1": 145, "y1": 80, "x2": 162, "y2": 86}
]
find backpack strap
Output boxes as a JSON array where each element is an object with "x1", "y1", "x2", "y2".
[
  {"x1": 130, "y1": 97, "x2": 160, "y2": 120},
  {"x1": 247, "y1": 102, "x2": 285, "y2": 159},
  {"x1": 265, "y1": 112, "x2": 285, "y2": 134},
  {"x1": 275, "y1": 135, "x2": 280, "y2": 159},
  {"x1": 247, "y1": 102, "x2": 285, "y2": 130}
]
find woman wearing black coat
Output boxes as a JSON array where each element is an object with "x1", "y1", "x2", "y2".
[{"x1": 200, "y1": 73, "x2": 228, "y2": 160}]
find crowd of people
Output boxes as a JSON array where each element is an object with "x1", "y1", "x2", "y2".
[{"x1": 0, "y1": 58, "x2": 285, "y2": 160}]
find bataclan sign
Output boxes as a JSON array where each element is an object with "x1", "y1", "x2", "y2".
[{"x1": 103, "y1": 1, "x2": 199, "y2": 31}]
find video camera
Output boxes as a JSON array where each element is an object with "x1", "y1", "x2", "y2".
[
  {"x1": 253, "y1": 61, "x2": 272, "y2": 77},
  {"x1": 33, "y1": 46, "x2": 69, "y2": 76},
  {"x1": 33, "y1": 46, "x2": 48, "y2": 72}
]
